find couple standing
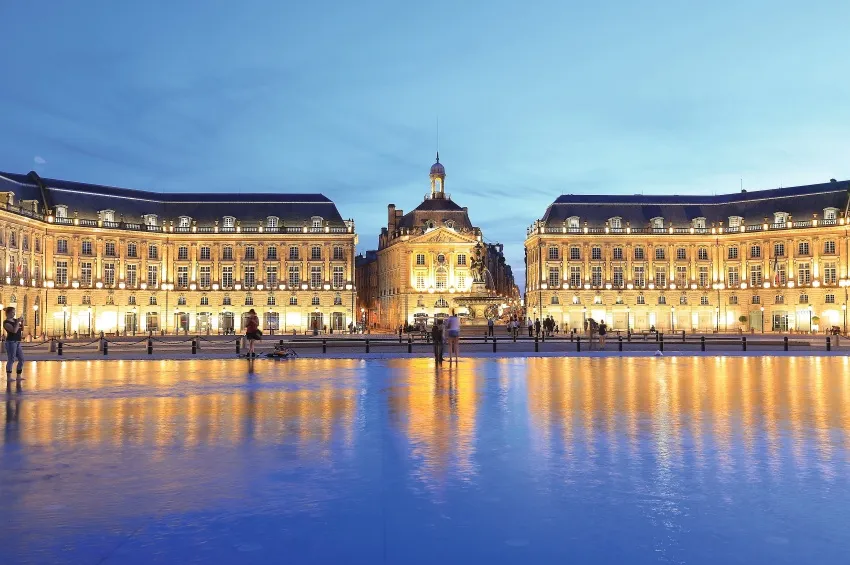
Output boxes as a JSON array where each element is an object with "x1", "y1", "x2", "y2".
[{"x1": 431, "y1": 310, "x2": 461, "y2": 365}]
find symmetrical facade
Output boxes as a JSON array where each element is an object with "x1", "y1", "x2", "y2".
[
  {"x1": 526, "y1": 180, "x2": 850, "y2": 333},
  {"x1": 361, "y1": 155, "x2": 518, "y2": 329},
  {"x1": 0, "y1": 171, "x2": 357, "y2": 337}
]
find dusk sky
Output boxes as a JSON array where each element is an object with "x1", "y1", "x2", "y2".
[{"x1": 2, "y1": 0, "x2": 849, "y2": 289}]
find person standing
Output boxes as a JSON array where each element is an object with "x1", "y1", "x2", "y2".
[
  {"x1": 487, "y1": 317, "x2": 494, "y2": 337},
  {"x1": 534, "y1": 318, "x2": 541, "y2": 338},
  {"x1": 431, "y1": 319, "x2": 444, "y2": 365},
  {"x1": 445, "y1": 309, "x2": 461, "y2": 364},
  {"x1": 527, "y1": 318, "x2": 533, "y2": 337},
  {"x1": 598, "y1": 319, "x2": 608, "y2": 349},
  {"x1": 245, "y1": 308, "x2": 261, "y2": 358},
  {"x1": 4, "y1": 307, "x2": 24, "y2": 381}
]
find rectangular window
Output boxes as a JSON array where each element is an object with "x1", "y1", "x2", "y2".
[
  {"x1": 126, "y1": 264, "x2": 137, "y2": 287},
  {"x1": 147, "y1": 265, "x2": 159, "y2": 287},
  {"x1": 222, "y1": 246, "x2": 233, "y2": 261},
  {"x1": 570, "y1": 266, "x2": 582, "y2": 287},
  {"x1": 310, "y1": 266, "x2": 322, "y2": 289},
  {"x1": 22, "y1": 234, "x2": 29, "y2": 251},
  {"x1": 654, "y1": 267, "x2": 666, "y2": 287},
  {"x1": 104, "y1": 263, "x2": 115, "y2": 286},
  {"x1": 222, "y1": 266, "x2": 233, "y2": 288},
  {"x1": 590, "y1": 266, "x2": 602, "y2": 287},
  {"x1": 634, "y1": 247, "x2": 645, "y2": 260},
  {"x1": 57, "y1": 239, "x2": 68, "y2": 254},
  {"x1": 548, "y1": 267, "x2": 560, "y2": 288},
  {"x1": 177, "y1": 266, "x2": 188, "y2": 288},
  {"x1": 457, "y1": 254, "x2": 467, "y2": 266},
  {"x1": 727, "y1": 266, "x2": 739, "y2": 287},
  {"x1": 750, "y1": 245, "x2": 761, "y2": 259},
  {"x1": 677, "y1": 248, "x2": 686, "y2": 260},
  {"x1": 750, "y1": 264, "x2": 763, "y2": 287},
  {"x1": 698, "y1": 248, "x2": 709, "y2": 261},
  {"x1": 289, "y1": 246, "x2": 299, "y2": 260},
  {"x1": 35, "y1": 237, "x2": 41, "y2": 253},
  {"x1": 701, "y1": 296, "x2": 710, "y2": 306},
  {"x1": 127, "y1": 242, "x2": 137, "y2": 258},
  {"x1": 797, "y1": 263, "x2": 811, "y2": 285},
  {"x1": 56, "y1": 261, "x2": 68, "y2": 285},
  {"x1": 777, "y1": 263, "x2": 787, "y2": 285},
  {"x1": 177, "y1": 246, "x2": 188, "y2": 261},
  {"x1": 311, "y1": 246, "x2": 321, "y2": 260},
  {"x1": 612, "y1": 247, "x2": 623, "y2": 260},
  {"x1": 728, "y1": 246, "x2": 738, "y2": 260},
  {"x1": 655, "y1": 247, "x2": 665, "y2": 261},
  {"x1": 416, "y1": 254, "x2": 425, "y2": 266},
  {"x1": 266, "y1": 246, "x2": 278, "y2": 260},
  {"x1": 548, "y1": 247, "x2": 559, "y2": 260},
  {"x1": 245, "y1": 246, "x2": 256, "y2": 260},
  {"x1": 333, "y1": 266, "x2": 345, "y2": 289},
  {"x1": 592, "y1": 247, "x2": 602, "y2": 260},
  {"x1": 200, "y1": 266, "x2": 211, "y2": 288},
  {"x1": 826, "y1": 294, "x2": 836, "y2": 304},
  {"x1": 729, "y1": 295, "x2": 738, "y2": 305},
  {"x1": 416, "y1": 274, "x2": 426, "y2": 290},
  {"x1": 200, "y1": 246, "x2": 211, "y2": 260},
  {"x1": 456, "y1": 273, "x2": 466, "y2": 290},
  {"x1": 613, "y1": 266, "x2": 624, "y2": 287},
  {"x1": 570, "y1": 247, "x2": 581, "y2": 260},
  {"x1": 798, "y1": 242, "x2": 810, "y2": 256},
  {"x1": 824, "y1": 262, "x2": 837, "y2": 285},
  {"x1": 266, "y1": 266, "x2": 278, "y2": 287},
  {"x1": 634, "y1": 266, "x2": 645, "y2": 287},
  {"x1": 699, "y1": 266, "x2": 709, "y2": 287},
  {"x1": 80, "y1": 262, "x2": 93, "y2": 286},
  {"x1": 676, "y1": 266, "x2": 688, "y2": 286},
  {"x1": 824, "y1": 241, "x2": 836, "y2": 254},
  {"x1": 105, "y1": 242, "x2": 116, "y2": 257},
  {"x1": 147, "y1": 245, "x2": 157, "y2": 260},
  {"x1": 774, "y1": 242, "x2": 785, "y2": 257},
  {"x1": 289, "y1": 266, "x2": 300, "y2": 288},
  {"x1": 81, "y1": 240, "x2": 93, "y2": 256},
  {"x1": 752, "y1": 296, "x2": 761, "y2": 305},
  {"x1": 333, "y1": 246, "x2": 344, "y2": 261},
  {"x1": 244, "y1": 266, "x2": 256, "y2": 288}
]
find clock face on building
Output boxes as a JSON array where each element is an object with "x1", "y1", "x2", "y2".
[{"x1": 437, "y1": 253, "x2": 446, "y2": 264}]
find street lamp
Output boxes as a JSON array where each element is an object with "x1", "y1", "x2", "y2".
[
  {"x1": 32, "y1": 304, "x2": 39, "y2": 339},
  {"x1": 626, "y1": 305, "x2": 630, "y2": 334},
  {"x1": 808, "y1": 304, "x2": 813, "y2": 333},
  {"x1": 760, "y1": 305, "x2": 765, "y2": 333},
  {"x1": 671, "y1": 306, "x2": 676, "y2": 332},
  {"x1": 843, "y1": 304, "x2": 847, "y2": 335},
  {"x1": 360, "y1": 307, "x2": 366, "y2": 334},
  {"x1": 132, "y1": 306, "x2": 137, "y2": 336},
  {"x1": 715, "y1": 306, "x2": 719, "y2": 333},
  {"x1": 87, "y1": 306, "x2": 92, "y2": 338},
  {"x1": 62, "y1": 305, "x2": 68, "y2": 338}
]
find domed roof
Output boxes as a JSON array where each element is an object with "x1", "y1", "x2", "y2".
[{"x1": 429, "y1": 152, "x2": 445, "y2": 176}]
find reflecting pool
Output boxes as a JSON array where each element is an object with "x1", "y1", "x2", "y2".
[{"x1": 2, "y1": 357, "x2": 849, "y2": 564}]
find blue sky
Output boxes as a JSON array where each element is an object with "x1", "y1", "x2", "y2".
[{"x1": 2, "y1": 0, "x2": 850, "y2": 290}]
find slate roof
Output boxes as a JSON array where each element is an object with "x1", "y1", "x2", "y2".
[
  {"x1": 541, "y1": 181, "x2": 850, "y2": 227},
  {"x1": 0, "y1": 171, "x2": 348, "y2": 226},
  {"x1": 396, "y1": 196, "x2": 474, "y2": 231}
]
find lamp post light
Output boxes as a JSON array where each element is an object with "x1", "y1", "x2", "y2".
[
  {"x1": 843, "y1": 304, "x2": 847, "y2": 335},
  {"x1": 174, "y1": 306, "x2": 179, "y2": 335},
  {"x1": 582, "y1": 306, "x2": 587, "y2": 329},
  {"x1": 760, "y1": 305, "x2": 765, "y2": 333},
  {"x1": 808, "y1": 304, "x2": 813, "y2": 334},
  {"x1": 360, "y1": 307, "x2": 366, "y2": 334},
  {"x1": 626, "y1": 305, "x2": 630, "y2": 334},
  {"x1": 671, "y1": 306, "x2": 676, "y2": 332},
  {"x1": 132, "y1": 306, "x2": 137, "y2": 336},
  {"x1": 715, "y1": 306, "x2": 720, "y2": 333},
  {"x1": 62, "y1": 305, "x2": 68, "y2": 338},
  {"x1": 87, "y1": 306, "x2": 92, "y2": 338},
  {"x1": 32, "y1": 304, "x2": 39, "y2": 339}
]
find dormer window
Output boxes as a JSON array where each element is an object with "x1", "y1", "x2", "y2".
[
  {"x1": 609, "y1": 217, "x2": 622, "y2": 229},
  {"x1": 651, "y1": 217, "x2": 664, "y2": 229},
  {"x1": 824, "y1": 208, "x2": 838, "y2": 221},
  {"x1": 728, "y1": 216, "x2": 743, "y2": 229},
  {"x1": 143, "y1": 214, "x2": 158, "y2": 226},
  {"x1": 311, "y1": 216, "x2": 323, "y2": 229},
  {"x1": 266, "y1": 216, "x2": 279, "y2": 228},
  {"x1": 426, "y1": 220, "x2": 436, "y2": 229},
  {"x1": 774, "y1": 212, "x2": 788, "y2": 226},
  {"x1": 55, "y1": 205, "x2": 68, "y2": 218},
  {"x1": 567, "y1": 216, "x2": 580, "y2": 229},
  {"x1": 445, "y1": 220, "x2": 455, "y2": 230},
  {"x1": 178, "y1": 216, "x2": 191, "y2": 228},
  {"x1": 98, "y1": 209, "x2": 115, "y2": 223},
  {"x1": 222, "y1": 216, "x2": 236, "y2": 229},
  {"x1": 692, "y1": 217, "x2": 706, "y2": 229}
]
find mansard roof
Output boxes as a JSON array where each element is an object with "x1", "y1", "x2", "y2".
[
  {"x1": 541, "y1": 180, "x2": 850, "y2": 227},
  {"x1": 0, "y1": 171, "x2": 348, "y2": 226}
]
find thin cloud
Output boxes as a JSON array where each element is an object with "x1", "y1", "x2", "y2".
[{"x1": 33, "y1": 155, "x2": 46, "y2": 164}]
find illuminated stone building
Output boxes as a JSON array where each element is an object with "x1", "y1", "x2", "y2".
[
  {"x1": 0, "y1": 170, "x2": 357, "y2": 337},
  {"x1": 362, "y1": 155, "x2": 518, "y2": 329},
  {"x1": 526, "y1": 180, "x2": 850, "y2": 333}
]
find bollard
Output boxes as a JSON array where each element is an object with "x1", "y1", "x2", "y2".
[
  {"x1": 701, "y1": 336, "x2": 706, "y2": 351},
  {"x1": 576, "y1": 337, "x2": 581, "y2": 352},
  {"x1": 682, "y1": 331, "x2": 686, "y2": 343},
  {"x1": 655, "y1": 332, "x2": 659, "y2": 342},
  {"x1": 570, "y1": 331, "x2": 574, "y2": 342},
  {"x1": 827, "y1": 336, "x2": 831, "y2": 352},
  {"x1": 147, "y1": 339, "x2": 153, "y2": 355},
  {"x1": 618, "y1": 336, "x2": 623, "y2": 351},
  {"x1": 784, "y1": 336, "x2": 789, "y2": 351},
  {"x1": 399, "y1": 333, "x2": 403, "y2": 344},
  {"x1": 366, "y1": 339, "x2": 370, "y2": 353},
  {"x1": 58, "y1": 341, "x2": 63, "y2": 356},
  {"x1": 192, "y1": 339, "x2": 197, "y2": 354},
  {"x1": 236, "y1": 339, "x2": 241, "y2": 356},
  {"x1": 742, "y1": 336, "x2": 747, "y2": 351},
  {"x1": 627, "y1": 330, "x2": 631, "y2": 342},
  {"x1": 484, "y1": 332, "x2": 488, "y2": 343},
  {"x1": 102, "y1": 339, "x2": 108, "y2": 356},
  {"x1": 322, "y1": 339, "x2": 327, "y2": 354},
  {"x1": 408, "y1": 336, "x2": 412, "y2": 354},
  {"x1": 493, "y1": 338, "x2": 497, "y2": 353},
  {"x1": 513, "y1": 331, "x2": 517, "y2": 343},
  {"x1": 50, "y1": 338, "x2": 56, "y2": 353},
  {"x1": 534, "y1": 335, "x2": 539, "y2": 353},
  {"x1": 659, "y1": 333, "x2": 664, "y2": 352},
  {"x1": 279, "y1": 339, "x2": 284, "y2": 347}
]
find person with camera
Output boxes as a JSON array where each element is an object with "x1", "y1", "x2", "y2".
[{"x1": 4, "y1": 306, "x2": 24, "y2": 381}]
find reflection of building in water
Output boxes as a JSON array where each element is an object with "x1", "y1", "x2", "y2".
[
  {"x1": 388, "y1": 359, "x2": 479, "y2": 489},
  {"x1": 526, "y1": 356, "x2": 850, "y2": 481}
]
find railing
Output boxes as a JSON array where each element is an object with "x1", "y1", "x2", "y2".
[{"x1": 530, "y1": 219, "x2": 845, "y2": 237}]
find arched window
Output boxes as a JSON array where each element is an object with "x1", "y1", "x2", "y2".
[
  {"x1": 311, "y1": 216, "x2": 323, "y2": 229},
  {"x1": 445, "y1": 220, "x2": 455, "y2": 229},
  {"x1": 289, "y1": 296, "x2": 298, "y2": 305},
  {"x1": 99, "y1": 209, "x2": 115, "y2": 222},
  {"x1": 222, "y1": 216, "x2": 236, "y2": 228},
  {"x1": 267, "y1": 295, "x2": 276, "y2": 306},
  {"x1": 567, "y1": 216, "x2": 580, "y2": 229},
  {"x1": 128, "y1": 295, "x2": 136, "y2": 306},
  {"x1": 222, "y1": 295, "x2": 231, "y2": 306},
  {"x1": 658, "y1": 295, "x2": 666, "y2": 305},
  {"x1": 200, "y1": 295, "x2": 209, "y2": 306},
  {"x1": 824, "y1": 208, "x2": 838, "y2": 221},
  {"x1": 679, "y1": 295, "x2": 687, "y2": 305},
  {"x1": 572, "y1": 295, "x2": 580, "y2": 304},
  {"x1": 54, "y1": 205, "x2": 68, "y2": 218},
  {"x1": 177, "y1": 295, "x2": 186, "y2": 306},
  {"x1": 774, "y1": 212, "x2": 788, "y2": 226},
  {"x1": 435, "y1": 267, "x2": 448, "y2": 290},
  {"x1": 311, "y1": 295, "x2": 320, "y2": 306},
  {"x1": 775, "y1": 294, "x2": 784, "y2": 304},
  {"x1": 651, "y1": 217, "x2": 664, "y2": 229},
  {"x1": 609, "y1": 217, "x2": 622, "y2": 229},
  {"x1": 435, "y1": 297, "x2": 449, "y2": 308},
  {"x1": 143, "y1": 214, "x2": 158, "y2": 226},
  {"x1": 334, "y1": 293, "x2": 343, "y2": 305},
  {"x1": 266, "y1": 216, "x2": 279, "y2": 228},
  {"x1": 178, "y1": 216, "x2": 191, "y2": 228},
  {"x1": 244, "y1": 294, "x2": 254, "y2": 306},
  {"x1": 692, "y1": 217, "x2": 706, "y2": 229}
]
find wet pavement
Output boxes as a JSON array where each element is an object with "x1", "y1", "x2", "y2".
[{"x1": 2, "y1": 356, "x2": 849, "y2": 564}]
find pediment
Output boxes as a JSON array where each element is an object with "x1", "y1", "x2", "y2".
[{"x1": 411, "y1": 227, "x2": 478, "y2": 244}]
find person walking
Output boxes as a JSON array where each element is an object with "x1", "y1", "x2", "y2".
[
  {"x1": 527, "y1": 318, "x2": 533, "y2": 337},
  {"x1": 534, "y1": 318, "x2": 541, "y2": 338},
  {"x1": 431, "y1": 319, "x2": 444, "y2": 365},
  {"x1": 3, "y1": 307, "x2": 24, "y2": 381},
  {"x1": 598, "y1": 319, "x2": 608, "y2": 349},
  {"x1": 245, "y1": 308, "x2": 261, "y2": 358},
  {"x1": 445, "y1": 309, "x2": 461, "y2": 364},
  {"x1": 487, "y1": 317, "x2": 494, "y2": 337}
]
